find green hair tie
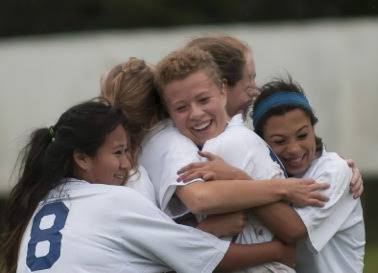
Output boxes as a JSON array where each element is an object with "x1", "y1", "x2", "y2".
[{"x1": 48, "y1": 126, "x2": 56, "y2": 142}]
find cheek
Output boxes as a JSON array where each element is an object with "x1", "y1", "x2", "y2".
[
  {"x1": 170, "y1": 112, "x2": 188, "y2": 130},
  {"x1": 270, "y1": 144, "x2": 285, "y2": 158}
]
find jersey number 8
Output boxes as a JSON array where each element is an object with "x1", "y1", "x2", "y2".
[{"x1": 26, "y1": 202, "x2": 69, "y2": 271}]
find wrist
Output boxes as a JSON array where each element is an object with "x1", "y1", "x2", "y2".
[
  {"x1": 271, "y1": 240, "x2": 285, "y2": 260},
  {"x1": 233, "y1": 168, "x2": 250, "y2": 180},
  {"x1": 275, "y1": 179, "x2": 290, "y2": 201}
]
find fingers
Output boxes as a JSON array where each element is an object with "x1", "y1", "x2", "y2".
[
  {"x1": 310, "y1": 182, "x2": 330, "y2": 191},
  {"x1": 177, "y1": 170, "x2": 203, "y2": 182},
  {"x1": 310, "y1": 191, "x2": 329, "y2": 203},
  {"x1": 306, "y1": 199, "x2": 326, "y2": 207},
  {"x1": 351, "y1": 177, "x2": 364, "y2": 199},
  {"x1": 198, "y1": 150, "x2": 218, "y2": 161},
  {"x1": 177, "y1": 162, "x2": 205, "y2": 174},
  {"x1": 294, "y1": 178, "x2": 316, "y2": 185},
  {"x1": 202, "y1": 172, "x2": 216, "y2": 181},
  {"x1": 348, "y1": 162, "x2": 364, "y2": 198},
  {"x1": 349, "y1": 162, "x2": 360, "y2": 186},
  {"x1": 356, "y1": 184, "x2": 364, "y2": 199},
  {"x1": 345, "y1": 158, "x2": 355, "y2": 168}
]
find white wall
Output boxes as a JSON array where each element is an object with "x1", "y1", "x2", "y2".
[{"x1": 1, "y1": 18, "x2": 377, "y2": 193}]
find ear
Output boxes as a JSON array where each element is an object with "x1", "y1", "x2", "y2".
[
  {"x1": 73, "y1": 150, "x2": 92, "y2": 171},
  {"x1": 220, "y1": 80, "x2": 228, "y2": 107}
]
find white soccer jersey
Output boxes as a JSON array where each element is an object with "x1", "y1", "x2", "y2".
[
  {"x1": 139, "y1": 119, "x2": 202, "y2": 218},
  {"x1": 294, "y1": 150, "x2": 365, "y2": 273},
  {"x1": 202, "y1": 114, "x2": 292, "y2": 273},
  {"x1": 16, "y1": 179, "x2": 229, "y2": 273},
  {"x1": 126, "y1": 165, "x2": 157, "y2": 206}
]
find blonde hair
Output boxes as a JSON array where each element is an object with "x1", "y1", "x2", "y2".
[
  {"x1": 100, "y1": 57, "x2": 166, "y2": 160},
  {"x1": 155, "y1": 47, "x2": 223, "y2": 93}
]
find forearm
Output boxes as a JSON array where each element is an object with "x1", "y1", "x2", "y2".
[
  {"x1": 253, "y1": 202, "x2": 307, "y2": 244},
  {"x1": 176, "y1": 179, "x2": 288, "y2": 215},
  {"x1": 215, "y1": 241, "x2": 291, "y2": 272}
]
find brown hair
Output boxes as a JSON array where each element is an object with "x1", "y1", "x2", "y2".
[
  {"x1": 155, "y1": 47, "x2": 223, "y2": 93},
  {"x1": 186, "y1": 35, "x2": 249, "y2": 88},
  {"x1": 101, "y1": 57, "x2": 166, "y2": 160}
]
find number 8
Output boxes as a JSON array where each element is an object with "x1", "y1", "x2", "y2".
[{"x1": 26, "y1": 202, "x2": 69, "y2": 271}]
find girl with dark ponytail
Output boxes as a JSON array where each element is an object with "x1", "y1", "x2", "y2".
[
  {"x1": 0, "y1": 97, "x2": 299, "y2": 273},
  {"x1": 1, "y1": 99, "x2": 128, "y2": 273}
]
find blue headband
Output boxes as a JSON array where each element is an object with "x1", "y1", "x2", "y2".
[{"x1": 252, "y1": 91, "x2": 311, "y2": 128}]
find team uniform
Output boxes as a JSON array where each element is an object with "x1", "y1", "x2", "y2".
[
  {"x1": 16, "y1": 178, "x2": 229, "y2": 273},
  {"x1": 202, "y1": 114, "x2": 293, "y2": 273},
  {"x1": 126, "y1": 165, "x2": 157, "y2": 205},
  {"x1": 139, "y1": 119, "x2": 202, "y2": 219},
  {"x1": 140, "y1": 116, "x2": 292, "y2": 273},
  {"x1": 294, "y1": 150, "x2": 365, "y2": 273}
]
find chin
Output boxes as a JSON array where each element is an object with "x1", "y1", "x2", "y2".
[{"x1": 288, "y1": 165, "x2": 309, "y2": 177}]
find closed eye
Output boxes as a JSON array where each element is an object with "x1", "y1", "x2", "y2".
[
  {"x1": 114, "y1": 150, "x2": 123, "y2": 155},
  {"x1": 175, "y1": 105, "x2": 187, "y2": 112},
  {"x1": 199, "y1": 97, "x2": 210, "y2": 104},
  {"x1": 298, "y1": 133, "x2": 308, "y2": 139},
  {"x1": 274, "y1": 140, "x2": 285, "y2": 145}
]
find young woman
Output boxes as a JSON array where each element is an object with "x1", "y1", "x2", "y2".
[
  {"x1": 0, "y1": 99, "x2": 296, "y2": 273},
  {"x1": 185, "y1": 35, "x2": 259, "y2": 119},
  {"x1": 100, "y1": 51, "x2": 362, "y2": 272},
  {"x1": 184, "y1": 35, "x2": 363, "y2": 197},
  {"x1": 179, "y1": 76, "x2": 365, "y2": 272},
  {"x1": 251, "y1": 77, "x2": 365, "y2": 273}
]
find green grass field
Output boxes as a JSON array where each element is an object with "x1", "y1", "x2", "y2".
[{"x1": 365, "y1": 244, "x2": 378, "y2": 273}]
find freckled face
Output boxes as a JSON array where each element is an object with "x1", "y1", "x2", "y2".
[
  {"x1": 162, "y1": 70, "x2": 229, "y2": 146},
  {"x1": 262, "y1": 109, "x2": 317, "y2": 176}
]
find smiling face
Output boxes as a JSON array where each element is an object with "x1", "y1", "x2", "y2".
[
  {"x1": 262, "y1": 108, "x2": 317, "y2": 177},
  {"x1": 162, "y1": 70, "x2": 229, "y2": 147},
  {"x1": 226, "y1": 51, "x2": 259, "y2": 117},
  {"x1": 80, "y1": 124, "x2": 132, "y2": 185}
]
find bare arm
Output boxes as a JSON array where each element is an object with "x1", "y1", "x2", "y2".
[
  {"x1": 197, "y1": 211, "x2": 248, "y2": 238},
  {"x1": 175, "y1": 178, "x2": 328, "y2": 215},
  {"x1": 253, "y1": 202, "x2": 307, "y2": 244},
  {"x1": 175, "y1": 152, "x2": 329, "y2": 215},
  {"x1": 215, "y1": 240, "x2": 295, "y2": 272}
]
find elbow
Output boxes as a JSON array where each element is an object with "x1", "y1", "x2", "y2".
[
  {"x1": 180, "y1": 186, "x2": 214, "y2": 214},
  {"x1": 186, "y1": 190, "x2": 212, "y2": 214},
  {"x1": 280, "y1": 226, "x2": 307, "y2": 244}
]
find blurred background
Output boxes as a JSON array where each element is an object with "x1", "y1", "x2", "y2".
[{"x1": 0, "y1": 0, "x2": 377, "y2": 271}]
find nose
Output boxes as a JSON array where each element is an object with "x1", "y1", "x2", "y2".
[
  {"x1": 248, "y1": 87, "x2": 260, "y2": 99},
  {"x1": 246, "y1": 79, "x2": 259, "y2": 98},
  {"x1": 286, "y1": 140, "x2": 302, "y2": 155},
  {"x1": 189, "y1": 103, "x2": 205, "y2": 121},
  {"x1": 120, "y1": 153, "x2": 132, "y2": 171}
]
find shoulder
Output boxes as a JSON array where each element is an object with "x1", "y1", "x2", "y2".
[
  {"x1": 310, "y1": 151, "x2": 351, "y2": 177},
  {"x1": 142, "y1": 119, "x2": 197, "y2": 153},
  {"x1": 211, "y1": 123, "x2": 263, "y2": 146},
  {"x1": 126, "y1": 166, "x2": 157, "y2": 205},
  {"x1": 305, "y1": 150, "x2": 352, "y2": 187}
]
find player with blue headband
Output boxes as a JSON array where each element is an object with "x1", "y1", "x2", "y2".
[{"x1": 250, "y1": 76, "x2": 365, "y2": 273}]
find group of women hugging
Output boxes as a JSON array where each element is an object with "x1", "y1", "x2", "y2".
[{"x1": 1, "y1": 35, "x2": 365, "y2": 273}]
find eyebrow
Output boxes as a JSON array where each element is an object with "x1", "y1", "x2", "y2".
[
  {"x1": 113, "y1": 144, "x2": 127, "y2": 150},
  {"x1": 269, "y1": 124, "x2": 309, "y2": 138}
]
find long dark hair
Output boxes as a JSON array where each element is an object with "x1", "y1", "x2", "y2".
[
  {"x1": 0, "y1": 99, "x2": 127, "y2": 273},
  {"x1": 252, "y1": 75, "x2": 323, "y2": 155}
]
